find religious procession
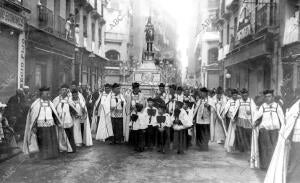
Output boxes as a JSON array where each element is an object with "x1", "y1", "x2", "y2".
[
  {"x1": 2, "y1": 0, "x2": 300, "y2": 182},
  {"x1": 0, "y1": 80, "x2": 294, "y2": 183}
]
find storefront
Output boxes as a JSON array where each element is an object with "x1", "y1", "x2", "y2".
[
  {"x1": 224, "y1": 35, "x2": 273, "y2": 97},
  {"x1": 0, "y1": 6, "x2": 27, "y2": 102}
]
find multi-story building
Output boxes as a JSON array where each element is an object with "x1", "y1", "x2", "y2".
[
  {"x1": 102, "y1": 0, "x2": 132, "y2": 84},
  {"x1": 24, "y1": 0, "x2": 76, "y2": 96},
  {"x1": 193, "y1": 0, "x2": 221, "y2": 89},
  {"x1": 73, "y1": 0, "x2": 106, "y2": 90},
  {"x1": 0, "y1": 0, "x2": 30, "y2": 102},
  {"x1": 23, "y1": 0, "x2": 106, "y2": 96},
  {"x1": 281, "y1": 0, "x2": 300, "y2": 91},
  {"x1": 218, "y1": 0, "x2": 280, "y2": 96}
]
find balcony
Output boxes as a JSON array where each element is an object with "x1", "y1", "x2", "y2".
[
  {"x1": 38, "y1": 5, "x2": 54, "y2": 34},
  {"x1": 38, "y1": 5, "x2": 74, "y2": 43},
  {"x1": 2, "y1": 0, "x2": 31, "y2": 13},
  {"x1": 255, "y1": 4, "x2": 277, "y2": 33},
  {"x1": 55, "y1": 15, "x2": 66, "y2": 39},
  {"x1": 104, "y1": 32, "x2": 124, "y2": 44},
  {"x1": 78, "y1": 0, "x2": 95, "y2": 12}
]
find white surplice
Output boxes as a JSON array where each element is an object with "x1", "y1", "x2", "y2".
[
  {"x1": 72, "y1": 98, "x2": 93, "y2": 146},
  {"x1": 91, "y1": 92, "x2": 113, "y2": 141},
  {"x1": 223, "y1": 98, "x2": 239, "y2": 152},
  {"x1": 23, "y1": 98, "x2": 73, "y2": 154},
  {"x1": 264, "y1": 100, "x2": 300, "y2": 183}
]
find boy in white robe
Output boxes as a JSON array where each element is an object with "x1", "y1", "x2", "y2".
[
  {"x1": 129, "y1": 103, "x2": 147, "y2": 152},
  {"x1": 125, "y1": 82, "x2": 145, "y2": 142},
  {"x1": 253, "y1": 89, "x2": 284, "y2": 170},
  {"x1": 156, "y1": 103, "x2": 172, "y2": 153},
  {"x1": 144, "y1": 98, "x2": 158, "y2": 149},
  {"x1": 174, "y1": 86, "x2": 184, "y2": 102},
  {"x1": 172, "y1": 101, "x2": 189, "y2": 154},
  {"x1": 71, "y1": 89, "x2": 93, "y2": 147},
  {"x1": 166, "y1": 85, "x2": 177, "y2": 115},
  {"x1": 183, "y1": 100, "x2": 194, "y2": 148},
  {"x1": 91, "y1": 84, "x2": 113, "y2": 141}
]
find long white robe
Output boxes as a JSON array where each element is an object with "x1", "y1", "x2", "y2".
[
  {"x1": 264, "y1": 100, "x2": 300, "y2": 183},
  {"x1": 91, "y1": 92, "x2": 113, "y2": 141},
  {"x1": 73, "y1": 98, "x2": 93, "y2": 146},
  {"x1": 53, "y1": 96, "x2": 79, "y2": 128},
  {"x1": 22, "y1": 98, "x2": 73, "y2": 154},
  {"x1": 223, "y1": 99, "x2": 239, "y2": 152},
  {"x1": 210, "y1": 95, "x2": 227, "y2": 142},
  {"x1": 232, "y1": 98, "x2": 259, "y2": 168}
]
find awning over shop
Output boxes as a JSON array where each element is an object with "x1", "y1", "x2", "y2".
[{"x1": 224, "y1": 35, "x2": 271, "y2": 67}]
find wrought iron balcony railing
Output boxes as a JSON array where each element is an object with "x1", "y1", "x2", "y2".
[
  {"x1": 55, "y1": 15, "x2": 66, "y2": 39},
  {"x1": 38, "y1": 5, "x2": 75, "y2": 42},
  {"x1": 255, "y1": 4, "x2": 277, "y2": 33},
  {"x1": 38, "y1": 5, "x2": 54, "y2": 33}
]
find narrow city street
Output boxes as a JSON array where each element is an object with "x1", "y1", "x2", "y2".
[{"x1": 0, "y1": 142, "x2": 265, "y2": 183}]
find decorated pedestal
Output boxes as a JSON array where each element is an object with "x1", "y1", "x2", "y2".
[{"x1": 123, "y1": 59, "x2": 161, "y2": 98}]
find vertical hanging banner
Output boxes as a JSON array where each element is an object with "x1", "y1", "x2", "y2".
[
  {"x1": 18, "y1": 32, "x2": 26, "y2": 89},
  {"x1": 236, "y1": 3, "x2": 252, "y2": 41}
]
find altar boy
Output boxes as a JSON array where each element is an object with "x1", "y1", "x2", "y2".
[
  {"x1": 129, "y1": 103, "x2": 147, "y2": 152},
  {"x1": 172, "y1": 101, "x2": 189, "y2": 154},
  {"x1": 144, "y1": 98, "x2": 158, "y2": 149},
  {"x1": 156, "y1": 103, "x2": 172, "y2": 153}
]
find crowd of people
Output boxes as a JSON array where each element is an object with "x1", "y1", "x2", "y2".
[{"x1": 1, "y1": 81, "x2": 300, "y2": 182}]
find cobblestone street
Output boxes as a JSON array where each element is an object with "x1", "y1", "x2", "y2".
[{"x1": 0, "y1": 142, "x2": 265, "y2": 183}]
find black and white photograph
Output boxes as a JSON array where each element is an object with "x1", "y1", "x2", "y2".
[{"x1": 0, "y1": 0, "x2": 299, "y2": 182}]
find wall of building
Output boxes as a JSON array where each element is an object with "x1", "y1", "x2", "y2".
[{"x1": 103, "y1": 0, "x2": 131, "y2": 62}]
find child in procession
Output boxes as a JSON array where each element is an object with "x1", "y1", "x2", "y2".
[
  {"x1": 129, "y1": 103, "x2": 147, "y2": 152},
  {"x1": 156, "y1": 103, "x2": 172, "y2": 153},
  {"x1": 183, "y1": 100, "x2": 194, "y2": 148},
  {"x1": 144, "y1": 98, "x2": 158, "y2": 149},
  {"x1": 172, "y1": 101, "x2": 189, "y2": 154}
]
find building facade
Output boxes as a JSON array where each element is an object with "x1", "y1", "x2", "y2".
[
  {"x1": 102, "y1": 0, "x2": 132, "y2": 84},
  {"x1": 218, "y1": 0, "x2": 280, "y2": 96},
  {"x1": 23, "y1": 0, "x2": 107, "y2": 95},
  {"x1": 192, "y1": 0, "x2": 221, "y2": 89},
  {"x1": 281, "y1": 0, "x2": 300, "y2": 92},
  {"x1": 24, "y1": 0, "x2": 76, "y2": 96},
  {"x1": 0, "y1": 0, "x2": 30, "y2": 102},
  {"x1": 73, "y1": 0, "x2": 107, "y2": 90}
]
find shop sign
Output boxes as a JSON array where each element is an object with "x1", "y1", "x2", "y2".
[
  {"x1": 18, "y1": 32, "x2": 26, "y2": 89},
  {"x1": 0, "y1": 7, "x2": 24, "y2": 30}
]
